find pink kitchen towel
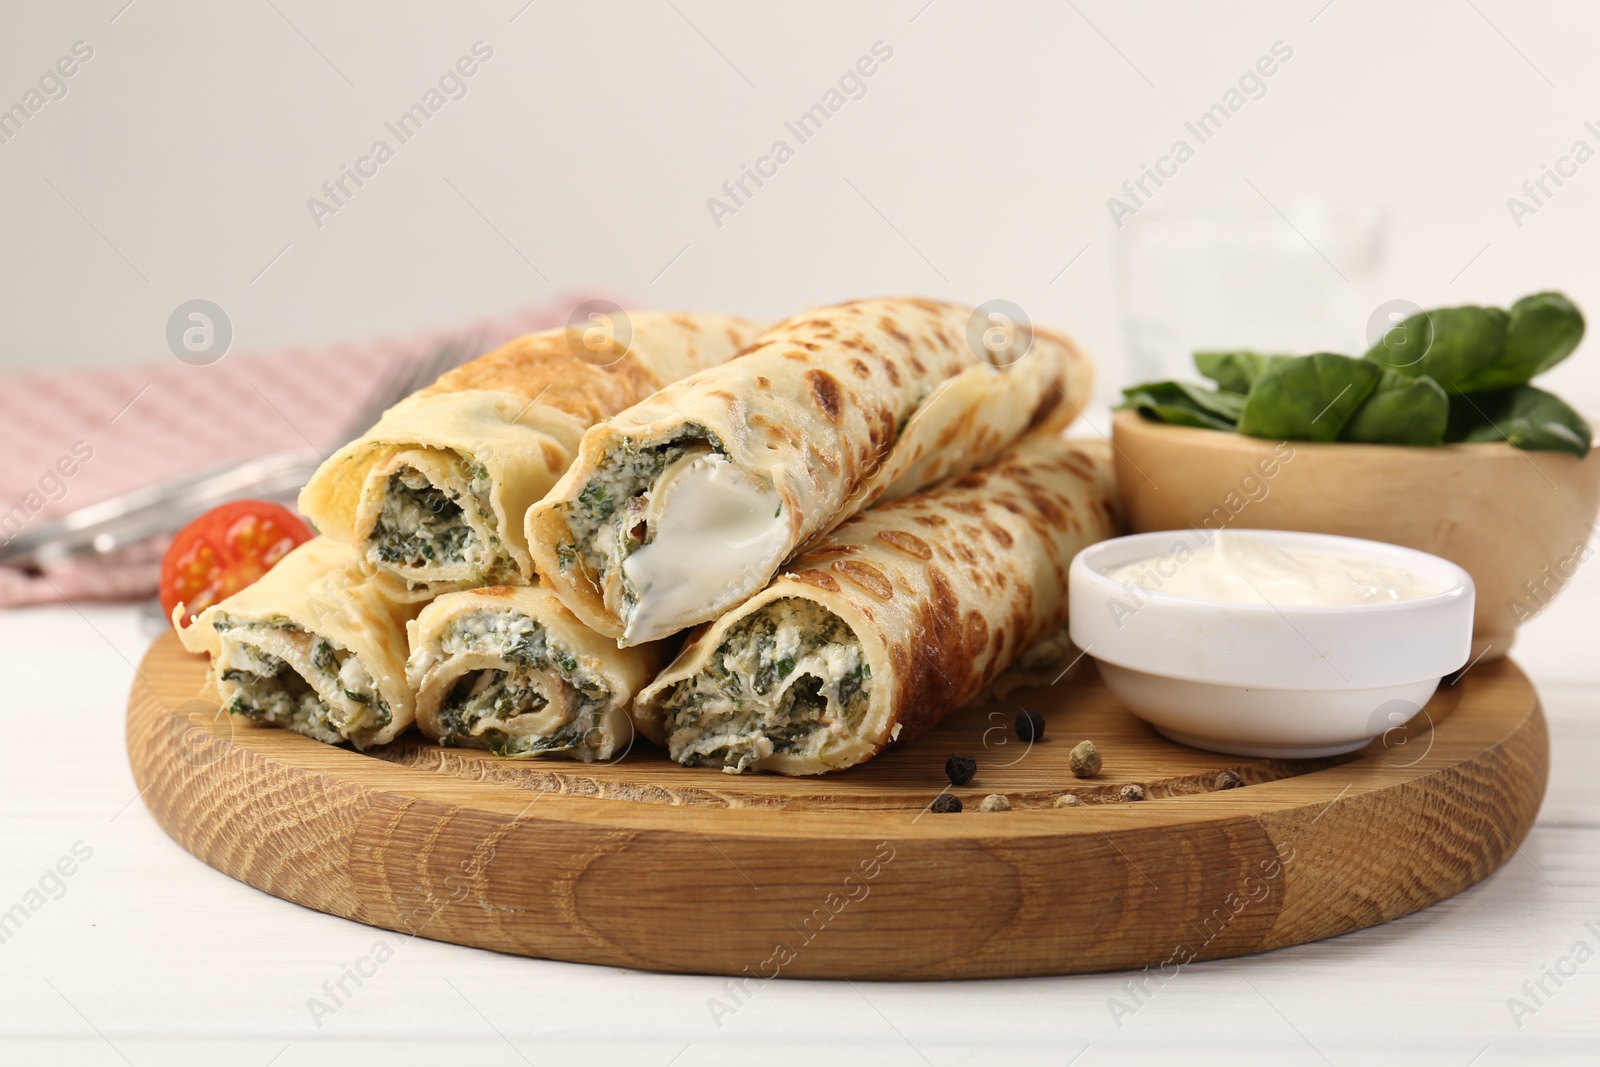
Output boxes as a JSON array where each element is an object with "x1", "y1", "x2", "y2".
[{"x1": 0, "y1": 298, "x2": 603, "y2": 607}]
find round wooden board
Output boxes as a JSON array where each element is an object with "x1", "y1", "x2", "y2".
[{"x1": 127, "y1": 632, "x2": 1547, "y2": 980}]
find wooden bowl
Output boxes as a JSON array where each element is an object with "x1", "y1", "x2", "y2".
[{"x1": 1110, "y1": 409, "x2": 1600, "y2": 660}]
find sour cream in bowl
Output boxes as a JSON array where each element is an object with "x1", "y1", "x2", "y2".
[{"x1": 1068, "y1": 529, "x2": 1475, "y2": 758}]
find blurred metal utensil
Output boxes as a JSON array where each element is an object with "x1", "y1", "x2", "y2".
[{"x1": 0, "y1": 332, "x2": 481, "y2": 567}]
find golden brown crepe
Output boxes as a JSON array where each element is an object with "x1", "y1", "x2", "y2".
[
  {"x1": 299, "y1": 312, "x2": 767, "y2": 602},
  {"x1": 526, "y1": 297, "x2": 1093, "y2": 646},
  {"x1": 407, "y1": 586, "x2": 668, "y2": 761},
  {"x1": 175, "y1": 537, "x2": 419, "y2": 749},
  {"x1": 632, "y1": 432, "x2": 1120, "y2": 774}
]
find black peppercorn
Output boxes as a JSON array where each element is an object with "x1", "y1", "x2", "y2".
[
  {"x1": 1215, "y1": 770, "x2": 1243, "y2": 791},
  {"x1": 1015, "y1": 710, "x2": 1046, "y2": 743},
  {"x1": 930, "y1": 793, "x2": 962, "y2": 814},
  {"x1": 945, "y1": 753, "x2": 977, "y2": 786}
]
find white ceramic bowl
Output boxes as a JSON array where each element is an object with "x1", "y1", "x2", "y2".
[{"x1": 1068, "y1": 529, "x2": 1475, "y2": 758}]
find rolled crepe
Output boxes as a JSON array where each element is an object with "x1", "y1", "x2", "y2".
[
  {"x1": 527, "y1": 297, "x2": 1093, "y2": 645},
  {"x1": 299, "y1": 312, "x2": 767, "y2": 602},
  {"x1": 175, "y1": 538, "x2": 418, "y2": 749},
  {"x1": 407, "y1": 586, "x2": 667, "y2": 761},
  {"x1": 632, "y1": 432, "x2": 1120, "y2": 774}
]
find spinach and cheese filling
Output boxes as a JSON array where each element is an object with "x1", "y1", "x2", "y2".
[
  {"x1": 428, "y1": 608, "x2": 616, "y2": 760},
  {"x1": 364, "y1": 458, "x2": 514, "y2": 588},
  {"x1": 210, "y1": 613, "x2": 392, "y2": 747},
  {"x1": 656, "y1": 598, "x2": 872, "y2": 773},
  {"x1": 553, "y1": 426, "x2": 720, "y2": 616},
  {"x1": 552, "y1": 424, "x2": 791, "y2": 644}
]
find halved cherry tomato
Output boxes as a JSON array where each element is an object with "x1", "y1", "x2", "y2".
[{"x1": 160, "y1": 500, "x2": 313, "y2": 628}]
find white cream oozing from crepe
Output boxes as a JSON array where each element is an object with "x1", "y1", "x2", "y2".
[{"x1": 621, "y1": 453, "x2": 788, "y2": 644}]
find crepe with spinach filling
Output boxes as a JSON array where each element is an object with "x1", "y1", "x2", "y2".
[
  {"x1": 633, "y1": 432, "x2": 1120, "y2": 774},
  {"x1": 408, "y1": 586, "x2": 667, "y2": 761},
  {"x1": 527, "y1": 297, "x2": 1093, "y2": 647},
  {"x1": 300, "y1": 312, "x2": 768, "y2": 602},
  {"x1": 175, "y1": 537, "x2": 418, "y2": 749}
]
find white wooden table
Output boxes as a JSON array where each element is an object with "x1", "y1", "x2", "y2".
[{"x1": 2, "y1": 569, "x2": 1596, "y2": 1066}]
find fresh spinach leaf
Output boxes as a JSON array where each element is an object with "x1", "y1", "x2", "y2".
[
  {"x1": 1339, "y1": 369, "x2": 1449, "y2": 446},
  {"x1": 1194, "y1": 351, "x2": 1288, "y2": 395},
  {"x1": 1122, "y1": 291, "x2": 1586, "y2": 455},
  {"x1": 1490, "y1": 291, "x2": 1586, "y2": 390},
  {"x1": 1446, "y1": 385, "x2": 1592, "y2": 457},
  {"x1": 1237, "y1": 353, "x2": 1381, "y2": 442},
  {"x1": 1120, "y1": 381, "x2": 1245, "y2": 432},
  {"x1": 1365, "y1": 293, "x2": 1583, "y2": 394},
  {"x1": 1366, "y1": 305, "x2": 1509, "y2": 393},
  {"x1": 1362, "y1": 306, "x2": 1436, "y2": 376}
]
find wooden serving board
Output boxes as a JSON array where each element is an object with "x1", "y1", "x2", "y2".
[{"x1": 127, "y1": 632, "x2": 1547, "y2": 980}]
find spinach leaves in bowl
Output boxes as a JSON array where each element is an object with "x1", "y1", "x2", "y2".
[{"x1": 1120, "y1": 291, "x2": 1591, "y2": 457}]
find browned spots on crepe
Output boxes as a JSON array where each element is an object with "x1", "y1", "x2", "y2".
[
  {"x1": 935, "y1": 406, "x2": 979, "y2": 449},
  {"x1": 806, "y1": 369, "x2": 844, "y2": 423},
  {"x1": 865, "y1": 405, "x2": 896, "y2": 457},
  {"x1": 891, "y1": 566, "x2": 974, "y2": 743},
  {"x1": 878, "y1": 316, "x2": 912, "y2": 348},
  {"x1": 913, "y1": 514, "x2": 948, "y2": 528},
  {"x1": 783, "y1": 350, "x2": 811, "y2": 362},
  {"x1": 1005, "y1": 598, "x2": 1035, "y2": 663},
  {"x1": 756, "y1": 376, "x2": 771, "y2": 387},
  {"x1": 789, "y1": 570, "x2": 840, "y2": 593},
  {"x1": 882, "y1": 359, "x2": 902, "y2": 387},
  {"x1": 876, "y1": 529, "x2": 932, "y2": 560},
  {"x1": 1027, "y1": 489, "x2": 1067, "y2": 527},
  {"x1": 849, "y1": 358, "x2": 871, "y2": 379},
  {"x1": 421, "y1": 332, "x2": 648, "y2": 424},
  {"x1": 812, "y1": 443, "x2": 841, "y2": 474},
  {"x1": 1062, "y1": 449, "x2": 1100, "y2": 479},
  {"x1": 834, "y1": 560, "x2": 894, "y2": 600},
  {"x1": 964, "y1": 610, "x2": 988, "y2": 658},
  {"x1": 1014, "y1": 579, "x2": 1035, "y2": 620},
  {"x1": 802, "y1": 544, "x2": 861, "y2": 563},
  {"x1": 750, "y1": 414, "x2": 801, "y2": 450},
  {"x1": 949, "y1": 500, "x2": 985, "y2": 517},
  {"x1": 806, "y1": 318, "x2": 841, "y2": 341},
  {"x1": 475, "y1": 586, "x2": 518, "y2": 598},
  {"x1": 985, "y1": 522, "x2": 1014, "y2": 548},
  {"x1": 966, "y1": 530, "x2": 995, "y2": 565},
  {"x1": 1026, "y1": 377, "x2": 1065, "y2": 429},
  {"x1": 951, "y1": 472, "x2": 986, "y2": 492}
]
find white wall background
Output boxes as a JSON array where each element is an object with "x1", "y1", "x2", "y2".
[{"x1": 3, "y1": 0, "x2": 1599, "y2": 412}]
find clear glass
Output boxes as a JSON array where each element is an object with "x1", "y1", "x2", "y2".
[{"x1": 1115, "y1": 203, "x2": 1387, "y2": 385}]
